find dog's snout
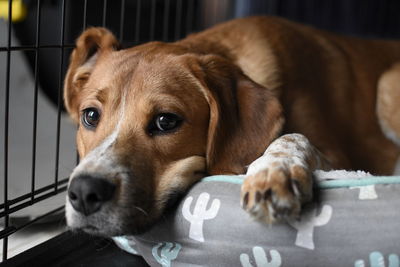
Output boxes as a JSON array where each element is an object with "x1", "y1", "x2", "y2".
[{"x1": 68, "y1": 175, "x2": 116, "y2": 216}]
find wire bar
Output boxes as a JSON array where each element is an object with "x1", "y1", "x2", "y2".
[
  {"x1": 135, "y1": 0, "x2": 141, "y2": 44},
  {"x1": 0, "y1": 206, "x2": 65, "y2": 240},
  {"x1": 0, "y1": 227, "x2": 16, "y2": 241},
  {"x1": 0, "y1": 186, "x2": 68, "y2": 218},
  {"x1": 0, "y1": 44, "x2": 75, "y2": 52},
  {"x1": 30, "y1": 0, "x2": 42, "y2": 204},
  {"x1": 102, "y1": 0, "x2": 108, "y2": 27},
  {"x1": 0, "y1": 178, "x2": 69, "y2": 212},
  {"x1": 54, "y1": 0, "x2": 67, "y2": 194},
  {"x1": 162, "y1": 0, "x2": 170, "y2": 41},
  {"x1": 119, "y1": 0, "x2": 126, "y2": 41},
  {"x1": 149, "y1": 0, "x2": 156, "y2": 41},
  {"x1": 2, "y1": 0, "x2": 12, "y2": 261},
  {"x1": 83, "y1": 0, "x2": 88, "y2": 30}
]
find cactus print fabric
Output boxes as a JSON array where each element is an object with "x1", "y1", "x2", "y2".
[{"x1": 113, "y1": 173, "x2": 400, "y2": 267}]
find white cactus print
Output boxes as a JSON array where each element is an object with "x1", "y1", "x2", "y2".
[
  {"x1": 350, "y1": 185, "x2": 378, "y2": 200},
  {"x1": 240, "y1": 246, "x2": 282, "y2": 267},
  {"x1": 355, "y1": 251, "x2": 399, "y2": 267},
  {"x1": 182, "y1": 192, "x2": 221, "y2": 242},
  {"x1": 288, "y1": 204, "x2": 333, "y2": 250},
  {"x1": 152, "y1": 242, "x2": 182, "y2": 267}
]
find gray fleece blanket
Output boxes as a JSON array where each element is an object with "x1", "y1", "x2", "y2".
[{"x1": 113, "y1": 171, "x2": 400, "y2": 267}]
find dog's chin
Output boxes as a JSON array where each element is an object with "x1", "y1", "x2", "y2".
[
  {"x1": 72, "y1": 225, "x2": 106, "y2": 236},
  {"x1": 69, "y1": 218, "x2": 156, "y2": 237},
  {"x1": 73, "y1": 224, "x2": 153, "y2": 237},
  {"x1": 66, "y1": 208, "x2": 161, "y2": 237}
]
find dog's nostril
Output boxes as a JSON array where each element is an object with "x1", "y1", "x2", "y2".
[
  {"x1": 86, "y1": 193, "x2": 100, "y2": 203},
  {"x1": 68, "y1": 191, "x2": 78, "y2": 201},
  {"x1": 68, "y1": 175, "x2": 116, "y2": 216}
]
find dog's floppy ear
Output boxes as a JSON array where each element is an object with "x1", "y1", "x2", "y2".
[
  {"x1": 194, "y1": 55, "x2": 284, "y2": 175},
  {"x1": 64, "y1": 27, "x2": 119, "y2": 121}
]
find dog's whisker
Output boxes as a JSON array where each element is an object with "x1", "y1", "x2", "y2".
[{"x1": 134, "y1": 206, "x2": 149, "y2": 217}]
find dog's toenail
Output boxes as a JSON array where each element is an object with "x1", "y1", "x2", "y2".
[
  {"x1": 255, "y1": 191, "x2": 262, "y2": 202},
  {"x1": 242, "y1": 192, "x2": 249, "y2": 208},
  {"x1": 263, "y1": 189, "x2": 272, "y2": 200}
]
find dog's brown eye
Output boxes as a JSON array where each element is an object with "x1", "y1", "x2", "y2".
[
  {"x1": 148, "y1": 113, "x2": 183, "y2": 135},
  {"x1": 82, "y1": 107, "x2": 101, "y2": 129}
]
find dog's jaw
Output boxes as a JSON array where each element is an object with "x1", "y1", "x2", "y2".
[{"x1": 65, "y1": 156, "x2": 207, "y2": 236}]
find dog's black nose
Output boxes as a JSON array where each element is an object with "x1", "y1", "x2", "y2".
[{"x1": 68, "y1": 175, "x2": 116, "y2": 216}]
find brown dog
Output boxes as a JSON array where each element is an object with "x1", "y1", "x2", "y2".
[{"x1": 64, "y1": 16, "x2": 400, "y2": 236}]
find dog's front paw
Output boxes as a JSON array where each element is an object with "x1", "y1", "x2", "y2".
[{"x1": 240, "y1": 164, "x2": 312, "y2": 223}]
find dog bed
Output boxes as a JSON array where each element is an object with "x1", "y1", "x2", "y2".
[{"x1": 113, "y1": 170, "x2": 400, "y2": 267}]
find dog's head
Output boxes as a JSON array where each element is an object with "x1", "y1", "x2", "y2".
[{"x1": 64, "y1": 27, "x2": 283, "y2": 236}]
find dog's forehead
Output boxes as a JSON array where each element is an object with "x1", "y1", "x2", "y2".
[
  {"x1": 92, "y1": 49, "x2": 196, "y2": 96},
  {"x1": 97, "y1": 46, "x2": 187, "y2": 77},
  {"x1": 83, "y1": 48, "x2": 205, "y2": 121},
  {"x1": 92, "y1": 51, "x2": 138, "y2": 84}
]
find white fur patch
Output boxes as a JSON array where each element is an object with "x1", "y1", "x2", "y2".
[
  {"x1": 379, "y1": 119, "x2": 400, "y2": 147},
  {"x1": 71, "y1": 91, "x2": 127, "y2": 178},
  {"x1": 66, "y1": 91, "x2": 128, "y2": 225},
  {"x1": 246, "y1": 134, "x2": 311, "y2": 176}
]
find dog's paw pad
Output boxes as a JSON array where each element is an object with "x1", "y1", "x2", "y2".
[{"x1": 241, "y1": 166, "x2": 308, "y2": 223}]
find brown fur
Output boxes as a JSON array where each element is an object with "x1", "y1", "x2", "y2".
[
  {"x1": 180, "y1": 16, "x2": 400, "y2": 173},
  {"x1": 377, "y1": 63, "x2": 400, "y2": 146},
  {"x1": 64, "y1": 16, "x2": 400, "y2": 235}
]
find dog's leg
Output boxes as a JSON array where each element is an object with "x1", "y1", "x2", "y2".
[
  {"x1": 377, "y1": 63, "x2": 400, "y2": 174},
  {"x1": 240, "y1": 133, "x2": 330, "y2": 223},
  {"x1": 377, "y1": 63, "x2": 400, "y2": 147}
]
